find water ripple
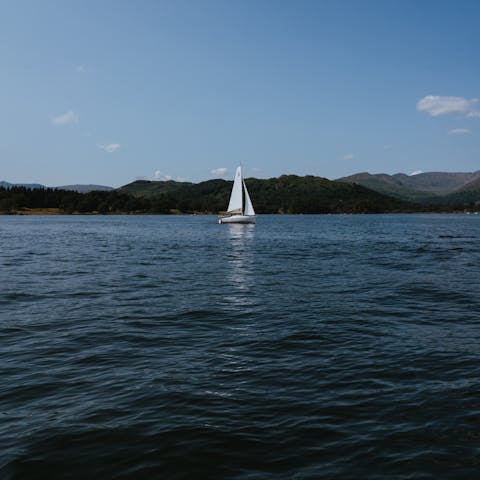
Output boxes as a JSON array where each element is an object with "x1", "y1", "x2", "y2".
[{"x1": 1, "y1": 214, "x2": 479, "y2": 479}]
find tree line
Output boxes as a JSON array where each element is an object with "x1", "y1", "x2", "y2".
[
  {"x1": 0, "y1": 187, "x2": 154, "y2": 214},
  {"x1": 0, "y1": 176, "x2": 474, "y2": 214}
]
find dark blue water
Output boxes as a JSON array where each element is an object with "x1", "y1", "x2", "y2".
[{"x1": 1, "y1": 214, "x2": 479, "y2": 479}]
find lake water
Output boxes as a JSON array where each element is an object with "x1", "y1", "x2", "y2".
[{"x1": 1, "y1": 214, "x2": 479, "y2": 479}]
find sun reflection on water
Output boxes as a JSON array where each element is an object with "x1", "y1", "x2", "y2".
[{"x1": 224, "y1": 224, "x2": 256, "y2": 306}]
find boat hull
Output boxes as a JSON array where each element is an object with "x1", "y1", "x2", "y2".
[{"x1": 218, "y1": 215, "x2": 256, "y2": 224}]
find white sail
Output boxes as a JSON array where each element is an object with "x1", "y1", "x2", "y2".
[
  {"x1": 227, "y1": 166, "x2": 243, "y2": 213},
  {"x1": 243, "y1": 180, "x2": 255, "y2": 216},
  {"x1": 218, "y1": 165, "x2": 256, "y2": 224}
]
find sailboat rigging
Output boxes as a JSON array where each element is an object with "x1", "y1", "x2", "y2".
[{"x1": 218, "y1": 166, "x2": 256, "y2": 224}]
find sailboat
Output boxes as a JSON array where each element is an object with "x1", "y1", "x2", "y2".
[{"x1": 218, "y1": 166, "x2": 256, "y2": 224}]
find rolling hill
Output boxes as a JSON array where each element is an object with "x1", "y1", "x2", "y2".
[
  {"x1": 118, "y1": 175, "x2": 417, "y2": 214},
  {"x1": 338, "y1": 171, "x2": 480, "y2": 203},
  {"x1": 120, "y1": 179, "x2": 194, "y2": 196}
]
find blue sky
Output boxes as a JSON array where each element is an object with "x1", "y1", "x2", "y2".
[{"x1": 0, "y1": 0, "x2": 479, "y2": 186}]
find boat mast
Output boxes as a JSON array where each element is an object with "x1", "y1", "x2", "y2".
[{"x1": 241, "y1": 166, "x2": 245, "y2": 215}]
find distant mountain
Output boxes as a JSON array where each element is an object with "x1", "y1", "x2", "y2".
[
  {"x1": 395, "y1": 171, "x2": 480, "y2": 194},
  {"x1": 338, "y1": 171, "x2": 480, "y2": 201},
  {"x1": 335, "y1": 173, "x2": 433, "y2": 201},
  {"x1": 432, "y1": 175, "x2": 480, "y2": 209},
  {"x1": 1, "y1": 181, "x2": 113, "y2": 193},
  {"x1": 0, "y1": 180, "x2": 45, "y2": 189},
  {"x1": 461, "y1": 176, "x2": 480, "y2": 192},
  {"x1": 56, "y1": 184, "x2": 114, "y2": 193}
]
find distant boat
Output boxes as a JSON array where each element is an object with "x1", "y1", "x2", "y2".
[{"x1": 218, "y1": 166, "x2": 256, "y2": 224}]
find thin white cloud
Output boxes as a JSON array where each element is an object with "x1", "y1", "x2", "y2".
[
  {"x1": 51, "y1": 110, "x2": 79, "y2": 125},
  {"x1": 343, "y1": 153, "x2": 354, "y2": 160},
  {"x1": 99, "y1": 143, "x2": 120, "y2": 153},
  {"x1": 153, "y1": 170, "x2": 174, "y2": 182},
  {"x1": 211, "y1": 167, "x2": 228, "y2": 177},
  {"x1": 76, "y1": 65, "x2": 86, "y2": 73},
  {"x1": 417, "y1": 95, "x2": 479, "y2": 117},
  {"x1": 448, "y1": 128, "x2": 472, "y2": 135},
  {"x1": 410, "y1": 170, "x2": 423, "y2": 176}
]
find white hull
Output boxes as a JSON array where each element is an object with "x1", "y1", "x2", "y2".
[{"x1": 218, "y1": 215, "x2": 256, "y2": 224}]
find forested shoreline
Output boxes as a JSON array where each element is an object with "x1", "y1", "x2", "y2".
[{"x1": 0, "y1": 178, "x2": 477, "y2": 215}]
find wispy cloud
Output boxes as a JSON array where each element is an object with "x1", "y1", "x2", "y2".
[
  {"x1": 211, "y1": 167, "x2": 228, "y2": 177},
  {"x1": 448, "y1": 128, "x2": 472, "y2": 135},
  {"x1": 417, "y1": 95, "x2": 479, "y2": 117},
  {"x1": 99, "y1": 143, "x2": 120, "y2": 153},
  {"x1": 410, "y1": 170, "x2": 423, "y2": 176},
  {"x1": 76, "y1": 65, "x2": 86, "y2": 73},
  {"x1": 343, "y1": 153, "x2": 354, "y2": 160},
  {"x1": 154, "y1": 170, "x2": 170, "y2": 181},
  {"x1": 51, "y1": 110, "x2": 79, "y2": 125},
  {"x1": 153, "y1": 170, "x2": 186, "y2": 181}
]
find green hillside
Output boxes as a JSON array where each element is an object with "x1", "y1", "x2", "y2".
[
  {"x1": 120, "y1": 179, "x2": 193, "y2": 196},
  {"x1": 118, "y1": 175, "x2": 417, "y2": 214}
]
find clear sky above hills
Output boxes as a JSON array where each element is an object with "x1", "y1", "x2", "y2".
[{"x1": 1, "y1": 0, "x2": 479, "y2": 186}]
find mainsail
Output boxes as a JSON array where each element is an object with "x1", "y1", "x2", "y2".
[{"x1": 227, "y1": 166, "x2": 243, "y2": 214}]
